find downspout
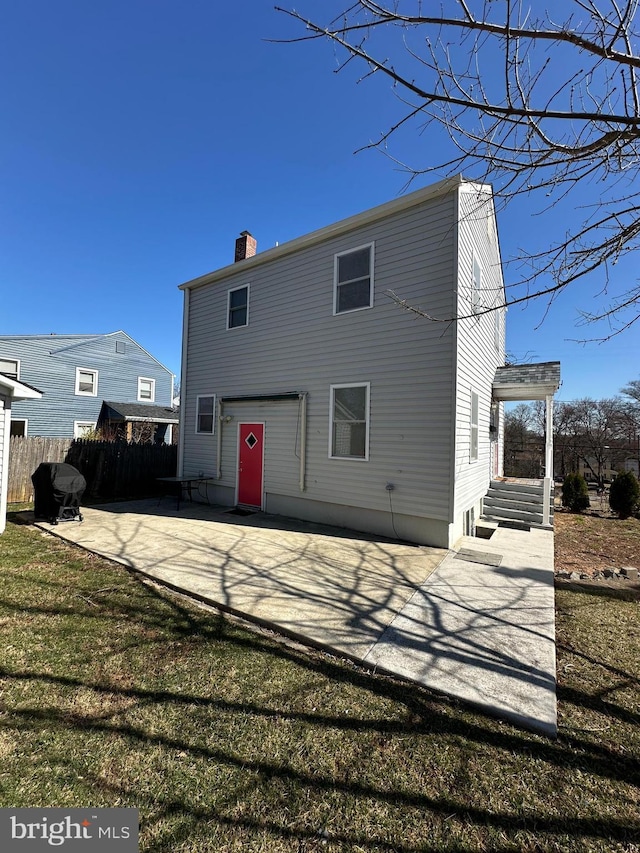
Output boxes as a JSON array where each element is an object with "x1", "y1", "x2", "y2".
[
  {"x1": 177, "y1": 287, "x2": 190, "y2": 477},
  {"x1": 299, "y1": 392, "x2": 307, "y2": 491},
  {"x1": 216, "y1": 397, "x2": 223, "y2": 480}
]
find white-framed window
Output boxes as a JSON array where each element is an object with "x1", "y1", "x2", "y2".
[
  {"x1": 471, "y1": 254, "x2": 482, "y2": 314},
  {"x1": 0, "y1": 357, "x2": 19, "y2": 379},
  {"x1": 75, "y1": 367, "x2": 98, "y2": 396},
  {"x1": 329, "y1": 382, "x2": 370, "y2": 460},
  {"x1": 138, "y1": 376, "x2": 156, "y2": 402},
  {"x1": 334, "y1": 243, "x2": 374, "y2": 315},
  {"x1": 74, "y1": 421, "x2": 96, "y2": 438},
  {"x1": 470, "y1": 390, "x2": 479, "y2": 462},
  {"x1": 196, "y1": 394, "x2": 216, "y2": 434},
  {"x1": 227, "y1": 284, "x2": 250, "y2": 329},
  {"x1": 10, "y1": 419, "x2": 27, "y2": 437}
]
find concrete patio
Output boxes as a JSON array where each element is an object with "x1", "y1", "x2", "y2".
[{"x1": 33, "y1": 499, "x2": 557, "y2": 736}]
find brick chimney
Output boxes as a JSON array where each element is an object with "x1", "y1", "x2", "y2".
[{"x1": 234, "y1": 230, "x2": 257, "y2": 263}]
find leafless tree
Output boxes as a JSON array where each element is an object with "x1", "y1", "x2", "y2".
[{"x1": 277, "y1": 1, "x2": 640, "y2": 335}]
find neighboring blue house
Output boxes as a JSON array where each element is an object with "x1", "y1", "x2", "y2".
[{"x1": 0, "y1": 331, "x2": 175, "y2": 439}]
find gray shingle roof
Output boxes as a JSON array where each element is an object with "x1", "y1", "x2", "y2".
[
  {"x1": 493, "y1": 361, "x2": 561, "y2": 400},
  {"x1": 100, "y1": 401, "x2": 179, "y2": 423}
]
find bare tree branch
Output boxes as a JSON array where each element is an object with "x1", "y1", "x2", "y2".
[{"x1": 276, "y1": 1, "x2": 640, "y2": 336}]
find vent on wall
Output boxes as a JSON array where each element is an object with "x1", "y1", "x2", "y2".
[{"x1": 116, "y1": 341, "x2": 126, "y2": 354}]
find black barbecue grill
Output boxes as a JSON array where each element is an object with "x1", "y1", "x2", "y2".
[{"x1": 32, "y1": 462, "x2": 86, "y2": 524}]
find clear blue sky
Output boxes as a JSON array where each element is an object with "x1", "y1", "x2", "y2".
[{"x1": 2, "y1": 1, "x2": 637, "y2": 403}]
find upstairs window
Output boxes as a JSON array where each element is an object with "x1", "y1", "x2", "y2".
[
  {"x1": 334, "y1": 243, "x2": 374, "y2": 314},
  {"x1": 228, "y1": 285, "x2": 249, "y2": 329},
  {"x1": 75, "y1": 368, "x2": 98, "y2": 396},
  {"x1": 138, "y1": 377, "x2": 156, "y2": 402},
  {"x1": 0, "y1": 357, "x2": 19, "y2": 379},
  {"x1": 330, "y1": 383, "x2": 370, "y2": 460},
  {"x1": 196, "y1": 394, "x2": 215, "y2": 434}
]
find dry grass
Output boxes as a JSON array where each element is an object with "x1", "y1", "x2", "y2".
[
  {"x1": 0, "y1": 515, "x2": 638, "y2": 852},
  {"x1": 554, "y1": 509, "x2": 640, "y2": 582}
]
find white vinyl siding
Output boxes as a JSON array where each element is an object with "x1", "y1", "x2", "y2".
[
  {"x1": 75, "y1": 367, "x2": 98, "y2": 396},
  {"x1": 471, "y1": 254, "x2": 482, "y2": 313},
  {"x1": 470, "y1": 390, "x2": 479, "y2": 462},
  {"x1": 138, "y1": 376, "x2": 156, "y2": 402},
  {"x1": 227, "y1": 285, "x2": 250, "y2": 329},
  {"x1": 453, "y1": 185, "x2": 506, "y2": 526},
  {"x1": 333, "y1": 243, "x2": 374, "y2": 314},
  {"x1": 329, "y1": 383, "x2": 370, "y2": 460},
  {"x1": 196, "y1": 394, "x2": 215, "y2": 434}
]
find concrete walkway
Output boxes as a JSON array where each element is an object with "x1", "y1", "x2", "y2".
[{"x1": 34, "y1": 499, "x2": 557, "y2": 736}]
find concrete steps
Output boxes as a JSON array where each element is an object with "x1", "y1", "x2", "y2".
[{"x1": 482, "y1": 479, "x2": 554, "y2": 530}]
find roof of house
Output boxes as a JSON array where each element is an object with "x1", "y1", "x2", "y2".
[
  {"x1": 99, "y1": 401, "x2": 179, "y2": 424},
  {"x1": 0, "y1": 372, "x2": 43, "y2": 400},
  {"x1": 0, "y1": 332, "x2": 174, "y2": 375},
  {"x1": 492, "y1": 362, "x2": 561, "y2": 401},
  {"x1": 179, "y1": 174, "x2": 490, "y2": 293}
]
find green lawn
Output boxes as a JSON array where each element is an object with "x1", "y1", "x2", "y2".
[{"x1": 0, "y1": 516, "x2": 638, "y2": 852}]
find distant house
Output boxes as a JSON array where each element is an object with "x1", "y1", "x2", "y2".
[
  {"x1": 0, "y1": 332, "x2": 175, "y2": 440},
  {"x1": 0, "y1": 373, "x2": 42, "y2": 533}
]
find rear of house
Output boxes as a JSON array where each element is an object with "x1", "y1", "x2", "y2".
[{"x1": 178, "y1": 177, "x2": 506, "y2": 548}]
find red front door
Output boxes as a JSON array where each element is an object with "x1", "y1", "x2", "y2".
[{"x1": 237, "y1": 423, "x2": 264, "y2": 508}]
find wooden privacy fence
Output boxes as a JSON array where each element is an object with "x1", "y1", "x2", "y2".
[{"x1": 7, "y1": 437, "x2": 178, "y2": 504}]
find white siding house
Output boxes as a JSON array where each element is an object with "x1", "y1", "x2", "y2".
[
  {"x1": 178, "y1": 176, "x2": 508, "y2": 548},
  {"x1": 0, "y1": 375, "x2": 42, "y2": 534}
]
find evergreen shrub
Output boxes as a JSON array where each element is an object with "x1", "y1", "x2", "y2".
[
  {"x1": 561, "y1": 472, "x2": 590, "y2": 512},
  {"x1": 609, "y1": 471, "x2": 640, "y2": 519}
]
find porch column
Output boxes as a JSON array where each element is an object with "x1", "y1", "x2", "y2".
[{"x1": 543, "y1": 394, "x2": 554, "y2": 526}]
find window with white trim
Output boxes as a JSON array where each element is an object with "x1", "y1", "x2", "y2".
[
  {"x1": 10, "y1": 419, "x2": 27, "y2": 437},
  {"x1": 334, "y1": 243, "x2": 374, "y2": 314},
  {"x1": 75, "y1": 368, "x2": 98, "y2": 396},
  {"x1": 227, "y1": 285, "x2": 249, "y2": 329},
  {"x1": 138, "y1": 376, "x2": 156, "y2": 402},
  {"x1": 196, "y1": 394, "x2": 215, "y2": 434},
  {"x1": 329, "y1": 383, "x2": 370, "y2": 460},
  {"x1": 470, "y1": 390, "x2": 479, "y2": 462},
  {"x1": 74, "y1": 421, "x2": 96, "y2": 438},
  {"x1": 471, "y1": 254, "x2": 482, "y2": 314},
  {"x1": 0, "y1": 357, "x2": 19, "y2": 379}
]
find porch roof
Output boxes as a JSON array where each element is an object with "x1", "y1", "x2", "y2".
[
  {"x1": 99, "y1": 401, "x2": 179, "y2": 425},
  {"x1": 492, "y1": 361, "x2": 561, "y2": 401}
]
